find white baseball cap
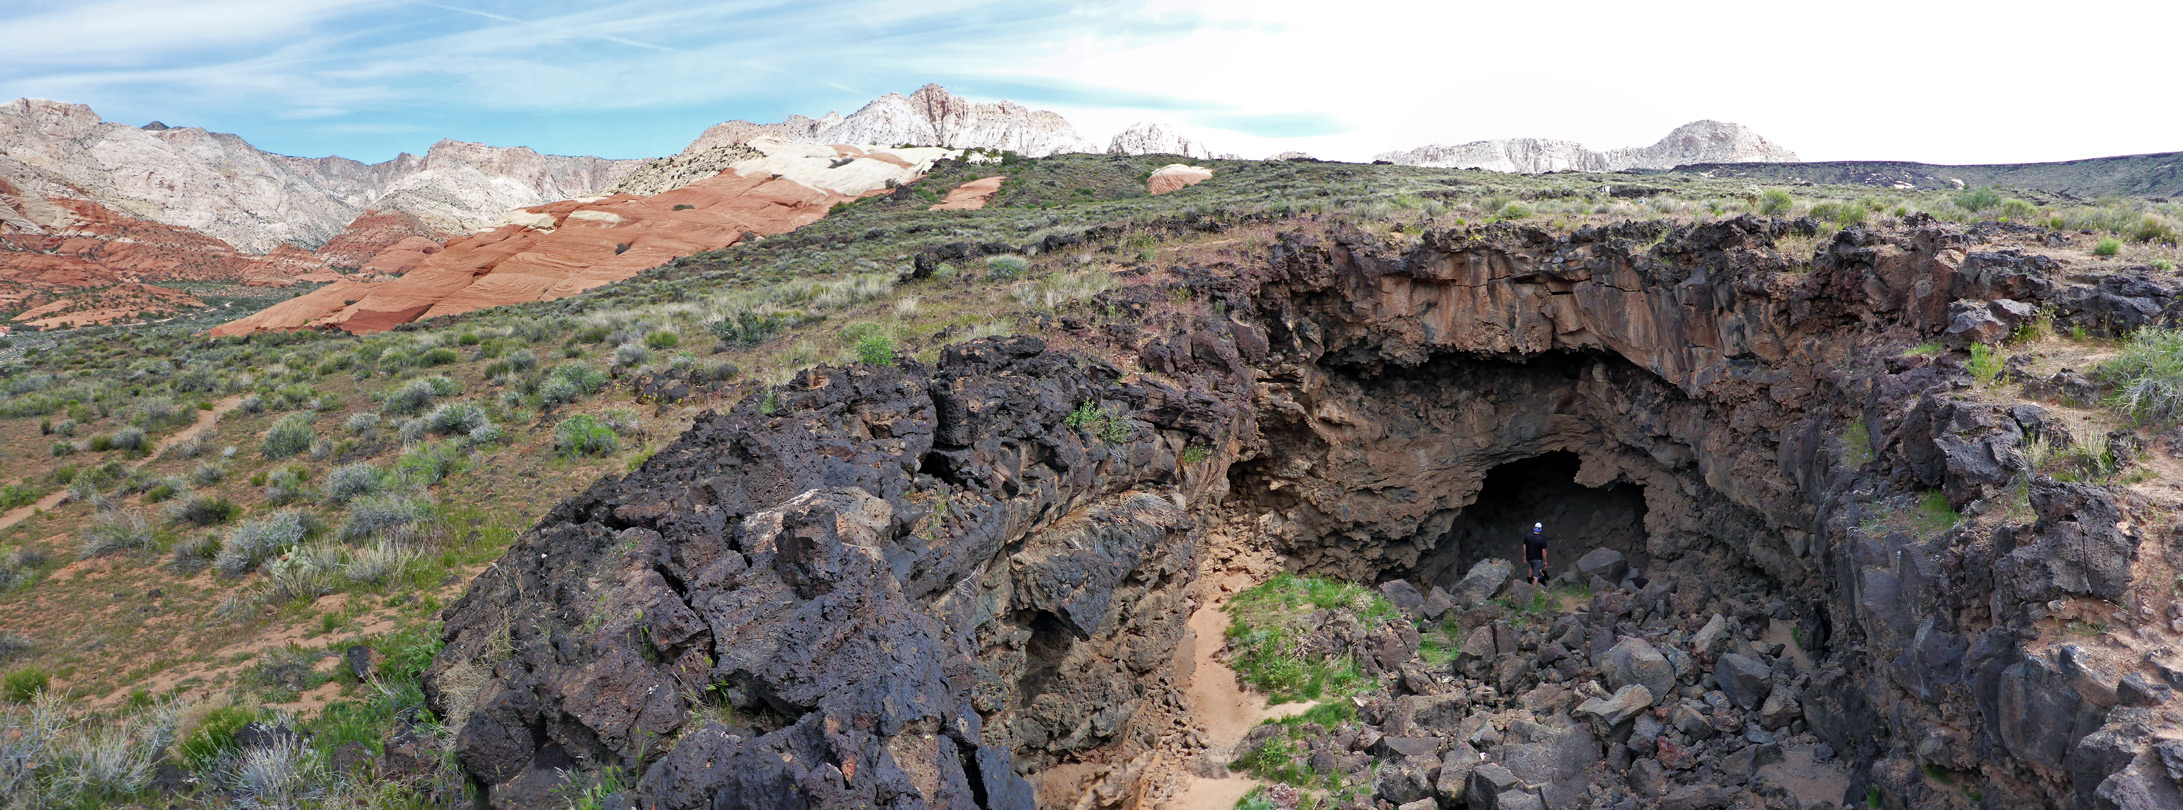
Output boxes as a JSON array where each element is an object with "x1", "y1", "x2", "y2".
[{"x1": 1533, "y1": 522, "x2": 1543, "y2": 531}]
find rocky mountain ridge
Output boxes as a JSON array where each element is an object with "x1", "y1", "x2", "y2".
[
  {"x1": 1377, "y1": 119, "x2": 1798, "y2": 173},
  {"x1": 0, "y1": 98, "x2": 644, "y2": 253},
  {"x1": 682, "y1": 84, "x2": 1101, "y2": 158}
]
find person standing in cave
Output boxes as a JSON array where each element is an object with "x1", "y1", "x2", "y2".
[{"x1": 1523, "y1": 522, "x2": 1549, "y2": 585}]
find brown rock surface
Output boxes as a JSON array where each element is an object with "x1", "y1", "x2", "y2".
[
  {"x1": 930, "y1": 175, "x2": 1006, "y2": 210},
  {"x1": 1147, "y1": 164, "x2": 1213, "y2": 195}
]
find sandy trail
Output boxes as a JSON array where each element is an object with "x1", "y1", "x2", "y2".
[
  {"x1": 1167, "y1": 577, "x2": 1314, "y2": 810},
  {"x1": 0, "y1": 394, "x2": 241, "y2": 534}
]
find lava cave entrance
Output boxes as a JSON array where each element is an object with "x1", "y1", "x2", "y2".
[{"x1": 1409, "y1": 451, "x2": 1650, "y2": 589}]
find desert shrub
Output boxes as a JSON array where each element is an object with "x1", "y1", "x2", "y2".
[
  {"x1": 1953, "y1": 186, "x2": 2002, "y2": 213},
  {"x1": 705, "y1": 308, "x2": 805, "y2": 347},
  {"x1": 344, "y1": 539, "x2": 422, "y2": 585},
  {"x1": 382, "y1": 375, "x2": 460, "y2": 415},
  {"x1": 2131, "y1": 214, "x2": 2179, "y2": 244},
  {"x1": 1832, "y1": 202, "x2": 1869, "y2": 227},
  {"x1": 644, "y1": 331, "x2": 680, "y2": 350},
  {"x1": 216, "y1": 735, "x2": 325, "y2": 807},
  {"x1": 215, "y1": 509, "x2": 308, "y2": 576},
  {"x1": 424, "y1": 401, "x2": 488, "y2": 435},
  {"x1": 1999, "y1": 198, "x2": 2037, "y2": 220},
  {"x1": 190, "y1": 460, "x2": 226, "y2": 486},
  {"x1": 262, "y1": 466, "x2": 312, "y2": 506},
  {"x1": 985, "y1": 255, "x2": 1030, "y2": 279},
  {"x1": 555, "y1": 414, "x2": 618, "y2": 457},
  {"x1": 168, "y1": 430, "x2": 212, "y2": 459},
  {"x1": 466, "y1": 421, "x2": 506, "y2": 446},
  {"x1": 259, "y1": 413, "x2": 314, "y2": 459},
  {"x1": 263, "y1": 543, "x2": 343, "y2": 602},
  {"x1": 345, "y1": 412, "x2": 380, "y2": 434},
  {"x1": 49, "y1": 441, "x2": 76, "y2": 457},
  {"x1": 393, "y1": 441, "x2": 466, "y2": 487},
  {"x1": 855, "y1": 333, "x2": 895, "y2": 365},
  {"x1": 0, "y1": 483, "x2": 44, "y2": 512},
  {"x1": 2102, "y1": 327, "x2": 2183, "y2": 423},
  {"x1": 537, "y1": 377, "x2": 582, "y2": 407},
  {"x1": 1757, "y1": 189, "x2": 1794, "y2": 215},
  {"x1": 1498, "y1": 201, "x2": 1534, "y2": 219},
  {"x1": 614, "y1": 344, "x2": 651, "y2": 367},
  {"x1": 4, "y1": 667, "x2": 51, "y2": 703},
  {"x1": 600, "y1": 407, "x2": 642, "y2": 435},
  {"x1": 79, "y1": 510, "x2": 156, "y2": 558},
  {"x1": 324, "y1": 463, "x2": 382, "y2": 506},
  {"x1": 506, "y1": 348, "x2": 539, "y2": 372},
  {"x1": 397, "y1": 417, "x2": 427, "y2": 444},
  {"x1": 238, "y1": 394, "x2": 264, "y2": 413},
  {"x1": 340, "y1": 493, "x2": 433, "y2": 543},
  {"x1": 0, "y1": 546, "x2": 49, "y2": 590},
  {"x1": 168, "y1": 533, "x2": 218, "y2": 573},
  {"x1": 418, "y1": 347, "x2": 459, "y2": 367},
  {"x1": 167, "y1": 494, "x2": 237, "y2": 527},
  {"x1": 88, "y1": 434, "x2": 114, "y2": 452},
  {"x1": 2095, "y1": 237, "x2": 2122, "y2": 257}
]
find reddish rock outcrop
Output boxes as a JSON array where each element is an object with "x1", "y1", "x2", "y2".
[
  {"x1": 14, "y1": 281, "x2": 202, "y2": 329},
  {"x1": 929, "y1": 175, "x2": 1006, "y2": 210},
  {"x1": 1147, "y1": 164, "x2": 1212, "y2": 195},
  {"x1": 211, "y1": 168, "x2": 863, "y2": 336},
  {"x1": 1, "y1": 192, "x2": 338, "y2": 305},
  {"x1": 315, "y1": 210, "x2": 451, "y2": 270}
]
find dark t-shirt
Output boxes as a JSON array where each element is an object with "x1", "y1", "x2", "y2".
[{"x1": 1523, "y1": 533, "x2": 1547, "y2": 562}]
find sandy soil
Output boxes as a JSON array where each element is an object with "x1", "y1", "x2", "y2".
[{"x1": 1166, "y1": 571, "x2": 1315, "y2": 810}]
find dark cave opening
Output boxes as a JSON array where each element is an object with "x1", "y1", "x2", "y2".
[{"x1": 1409, "y1": 450, "x2": 1650, "y2": 590}]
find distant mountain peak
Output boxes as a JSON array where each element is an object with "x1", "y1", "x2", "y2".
[
  {"x1": 1377, "y1": 120, "x2": 1797, "y2": 173},
  {"x1": 682, "y1": 84, "x2": 1100, "y2": 157},
  {"x1": 1108, "y1": 122, "x2": 1216, "y2": 160}
]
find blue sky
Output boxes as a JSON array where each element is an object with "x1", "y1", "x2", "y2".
[{"x1": 2, "y1": 0, "x2": 2177, "y2": 165}]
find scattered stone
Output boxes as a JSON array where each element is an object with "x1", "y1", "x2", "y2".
[
  {"x1": 1576, "y1": 684, "x2": 1655, "y2": 728},
  {"x1": 1689, "y1": 614, "x2": 1728, "y2": 656},
  {"x1": 1422, "y1": 586, "x2": 1456, "y2": 621},
  {"x1": 1452, "y1": 558, "x2": 1515, "y2": 607},
  {"x1": 1575, "y1": 548, "x2": 1629, "y2": 583},
  {"x1": 1628, "y1": 757, "x2": 1668, "y2": 798},
  {"x1": 1605, "y1": 638, "x2": 1678, "y2": 700},
  {"x1": 1381, "y1": 579, "x2": 1427, "y2": 616},
  {"x1": 345, "y1": 644, "x2": 384, "y2": 683},
  {"x1": 1713, "y1": 653, "x2": 1774, "y2": 710},
  {"x1": 1434, "y1": 741, "x2": 1482, "y2": 800},
  {"x1": 2118, "y1": 672, "x2": 2174, "y2": 707},
  {"x1": 1758, "y1": 685, "x2": 1801, "y2": 730}
]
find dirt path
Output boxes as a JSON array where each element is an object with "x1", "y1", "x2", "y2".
[
  {"x1": 0, "y1": 394, "x2": 241, "y2": 534},
  {"x1": 1167, "y1": 573, "x2": 1315, "y2": 810}
]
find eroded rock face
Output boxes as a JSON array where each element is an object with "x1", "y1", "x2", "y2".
[
  {"x1": 683, "y1": 84, "x2": 1101, "y2": 158},
  {"x1": 0, "y1": 98, "x2": 642, "y2": 252},
  {"x1": 428, "y1": 217, "x2": 2183, "y2": 810},
  {"x1": 1108, "y1": 122, "x2": 1217, "y2": 160}
]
